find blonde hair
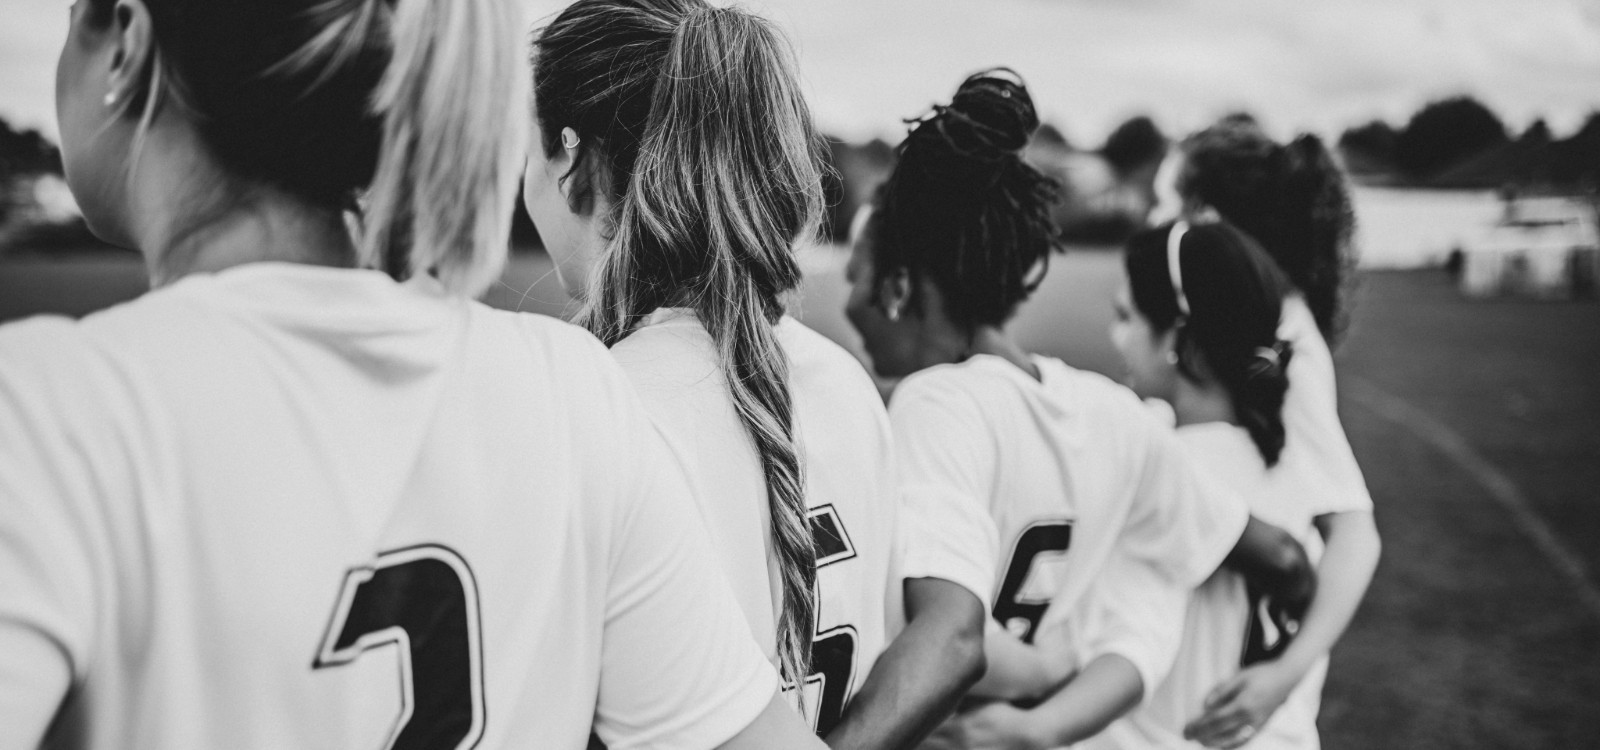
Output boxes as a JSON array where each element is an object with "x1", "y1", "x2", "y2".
[
  {"x1": 359, "y1": 0, "x2": 527, "y2": 296},
  {"x1": 536, "y1": 0, "x2": 827, "y2": 696},
  {"x1": 98, "y1": 0, "x2": 527, "y2": 297}
]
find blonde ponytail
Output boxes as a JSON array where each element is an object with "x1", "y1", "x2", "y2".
[
  {"x1": 361, "y1": 0, "x2": 528, "y2": 297},
  {"x1": 541, "y1": 1, "x2": 828, "y2": 700}
]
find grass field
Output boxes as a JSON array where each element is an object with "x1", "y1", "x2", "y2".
[{"x1": 2, "y1": 248, "x2": 1597, "y2": 747}]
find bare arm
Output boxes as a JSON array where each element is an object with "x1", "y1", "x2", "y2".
[
  {"x1": 943, "y1": 654, "x2": 1143, "y2": 750},
  {"x1": 968, "y1": 628, "x2": 1075, "y2": 702},
  {"x1": 825, "y1": 578, "x2": 986, "y2": 750},
  {"x1": 1186, "y1": 510, "x2": 1381, "y2": 747},
  {"x1": 1279, "y1": 510, "x2": 1379, "y2": 676},
  {"x1": 717, "y1": 692, "x2": 831, "y2": 750}
]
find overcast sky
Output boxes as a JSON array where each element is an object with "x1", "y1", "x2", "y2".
[{"x1": 5, "y1": 0, "x2": 1598, "y2": 145}]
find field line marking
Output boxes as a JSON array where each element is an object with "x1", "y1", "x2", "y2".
[{"x1": 1345, "y1": 376, "x2": 1600, "y2": 622}]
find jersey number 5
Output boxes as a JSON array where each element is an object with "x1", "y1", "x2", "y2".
[
  {"x1": 797, "y1": 505, "x2": 858, "y2": 737},
  {"x1": 314, "y1": 545, "x2": 486, "y2": 750},
  {"x1": 993, "y1": 520, "x2": 1073, "y2": 644}
]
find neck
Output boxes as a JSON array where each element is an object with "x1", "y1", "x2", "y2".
[
  {"x1": 908, "y1": 319, "x2": 1039, "y2": 381},
  {"x1": 127, "y1": 126, "x2": 356, "y2": 287},
  {"x1": 966, "y1": 325, "x2": 1039, "y2": 381},
  {"x1": 1172, "y1": 376, "x2": 1236, "y2": 428}
]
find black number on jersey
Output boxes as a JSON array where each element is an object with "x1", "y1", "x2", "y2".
[
  {"x1": 805, "y1": 625, "x2": 859, "y2": 737},
  {"x1": 1241, "y1": 583, "x2": 1294, "y2": 666},
  {"x1": 993, "y1": 520, "x2": 1074, "y2": 644},
  {"x1": 787, "y1": 505, "x2": 859, "y2": 737},
  {"x1": 314, "y1": 544, "x2": 486, "y2": 750}
]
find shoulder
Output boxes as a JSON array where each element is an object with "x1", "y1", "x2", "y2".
[
  {"x1": 893, "y1": 358, "x2": 1012, "y2": 408},
  {"x1": 607, "y1": 311, "x2": 722, "y2": 394},
  {"x1": 472, "y1": 305, "x2": 643, "y2": 404},
  {"x1": 0, "y1": 315, "x2": 108, "y2": 394},
  {"x1": 778, "y1": 318, "x2": 882, "y2": 412},
  {"x1": 1037, "y1": 357, "x2": 1152, "y2": 423},
  {"x1": 1175, "y1": 424, "x2": 1263, "y2": 474},
  {"x1": 0, "y1": 294, "x2": 184, "y2": 411},
  {"x1": 475, "y1": 303, "x2": 606, "y2": 354},
  {"x1": 1279, "y1": 295, "x2": 1331, "y2": 358},
  {"x1": 0, "y1": 314, "x2": 145, "y2": 490}
]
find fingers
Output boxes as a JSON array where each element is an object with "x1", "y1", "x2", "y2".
[
  {"x1": 1185, "y1": 702, "x2": 1250, "y2": 746},
  {"x1": 1211, "y1": 723, "x2": 1259, "y2": 750},
  {"x1": 1202, "y1": 674, "x2": 1246, "y2": 710}
]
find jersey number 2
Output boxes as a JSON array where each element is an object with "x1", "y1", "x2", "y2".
[
  {"x1": 314, "y1": 544, "x2": 486, "y2": 750},
  {"x1": 993, "y1": 521, "x2": 1073, "y2": 644}
]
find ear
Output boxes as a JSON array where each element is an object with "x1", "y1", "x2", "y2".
[
  {"x1": 105, "y1": 0, "x2": 155, "y2": 111},
  {"x1": 876, "y1": 266, "x2": 912, "y2": 322},
  {"x1": 1157, "y1": 325, "x2": 1181, "y2": 360},
  {"x1": 554, "y1": 129, "x2": 612, "y2": 218},
  {"x1": 1174, "y1": 330, "x2": 1214, "y2": 381},
  {"x1": 546, "y1": 127, "x2": 578, "y2": 175}
]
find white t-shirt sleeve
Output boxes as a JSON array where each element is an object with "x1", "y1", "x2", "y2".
[
  {"x1": 1123, "y1": 407, "x2": 1251, "y2": 591},
  {"x1": 1279, "y1": 299, "x2": 1374, "y2": 517},
  {"x1": 887, "y1": 376, "x2": 1000, "y2": 611},
  {"x1": 0, "y1": 319, "x2": 118, "y2": 749},
  {"x1": 591, "y1": 423, "x2": 779, "y2": 750},
  {"x1": 1065, "y1": 549, "x2": 1191, "y2": 702}
]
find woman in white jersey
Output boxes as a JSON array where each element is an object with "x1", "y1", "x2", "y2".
[
  {"x1": 844, "y1": 70, "x2": 1258, "y2": 750},
  {"x1": 1096, "y1": 220, "x2": 1321, "y2": 750},
  {"x1": 0, "y1": 1, "x2": 824, "y2": 747},
  {"x1": 1153, "y1": 119, "x2": 1383, "y2": 749},
  {"x1": 522, "y1": 1, "x2": 962, "y2": 745}
]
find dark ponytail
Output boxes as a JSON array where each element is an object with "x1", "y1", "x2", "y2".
[
  {"x1": 868, "y1": 68, "x2": 1062, "y2": 329},
  {"x1": 534, "y1": 0, "x2": 823, "y2": 698},
  {"x1": 1179, "y1": 121, "x2": 1357, "y2": 341},
  {"x1": 1125, "y1": 222, "x2": 1295, "y2": 465}
]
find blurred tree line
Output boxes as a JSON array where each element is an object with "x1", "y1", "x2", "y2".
[
  {"x1": 1339, "y1": 96, "x2": 1600, "y2": 191},
  {"x1": 7, "y1": 92, "x2": 1596, "y2": 257},
  {"x1": 0, "y1": 120, "x2": 111, "y2": 254}
]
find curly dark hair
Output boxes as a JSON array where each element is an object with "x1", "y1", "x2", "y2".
[
  {"x1": 1179, "y1": 118, "x2": 1358, "y2": 342},
  {"x1": 868, "y1": 68, "x2": 1063, "y2": 329}
]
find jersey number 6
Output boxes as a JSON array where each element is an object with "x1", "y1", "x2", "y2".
[
  {"x1": 993, "y1": 520, "x2": 1074, "y2": 644},
  {"x1": 314, "y1": 544, "x2": 486, "y2": 750}
]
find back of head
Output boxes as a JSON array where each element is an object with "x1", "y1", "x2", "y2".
[
  {"x1": 533, "y1": 0, "x2": 825, "y2": 693},
  {"x1": 869, "y1": 68, "x2": 1062, "y2": 330},
  {"x1": 1124, "y1": 221, "x2": 1295, "y2": 465},
  {"x1": 1179, "y1": 119, "x2": 1357, "y2": 340},
  {"x1": 91, "y1": 0, "x2": 526, "y2": 295}
]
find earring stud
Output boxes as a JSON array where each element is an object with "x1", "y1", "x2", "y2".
[{"x1": 104, "y1": 91, "x2": 117, "y2": 107}]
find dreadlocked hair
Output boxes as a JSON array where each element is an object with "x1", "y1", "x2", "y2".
[
  {"x1": 1179, "y1": 118, "x2": 1358, "y2": 342},
  {"x1": 1125, "y1": 221, "x2": 1296, "y2": 465},
  {"x1": 869, "y1": 68, "x2": 1062, "y2": 329},
  {"x1": 534, "y1": 0, "x2": 823, "y2": 701}
]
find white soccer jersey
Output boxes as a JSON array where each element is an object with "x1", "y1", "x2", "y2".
[
  {"x1": 1276, "y1": 295, "x2": 1374, "y2": 518},
  {"x1": 1089, "y1": 423, "x2": 1323, "y2": 750},
  {"x1": 888, "y1": 355, "x2": 1249, "y2": 699},
  {"x1": 609, "y1": 310, "x2": 900, "y2": 736},
  {"x1": 0, "y1": 264, "x2": 778, "y2": 750}
]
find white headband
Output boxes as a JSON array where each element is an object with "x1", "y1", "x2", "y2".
[{"x1": 1167, "y1": 220, "x2": 1191, "y2": 317}]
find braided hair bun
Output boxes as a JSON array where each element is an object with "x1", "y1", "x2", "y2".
[{"x1": 870, "y1": 68, "x2": 1062, "y2": 328}]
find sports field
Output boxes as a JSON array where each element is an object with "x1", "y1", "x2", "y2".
[{"x1": 2, "y1": 247, "x2": 1597, "y2": 747}]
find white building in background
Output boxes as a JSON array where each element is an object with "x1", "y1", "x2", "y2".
[
  {"x1": 30, "y1": 174, "x2": 80, "y2": 224},
  {"x1": 1457, "y1": 195, "x2": 1600, "y2": 299}
]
